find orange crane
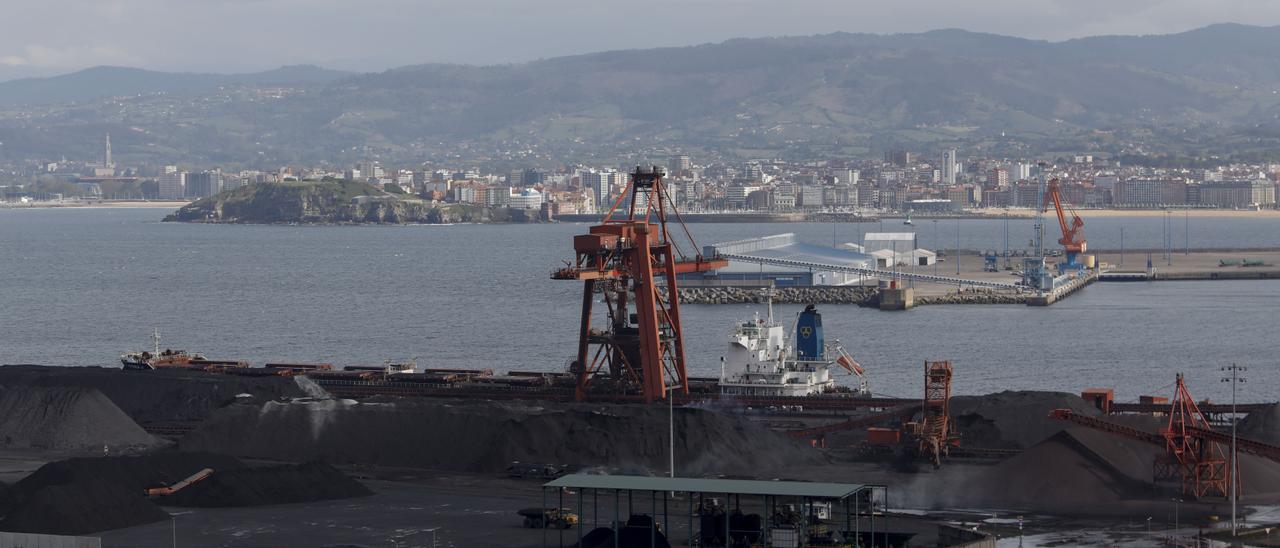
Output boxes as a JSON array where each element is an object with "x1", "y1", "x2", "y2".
[
  {"x1": 1049, "y1": 374, "x2": 1243, "y2": 499},
  {"x1": 553, "y1": 166, "x2": 726, "y2": 402},
  {"x1": 1042, "y1": 178, "x2": 1087, "y2": 272}
]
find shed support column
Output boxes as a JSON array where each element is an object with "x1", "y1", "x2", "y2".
[{"x1": 724, "y1": 493, "x2": 730, "y2": 547}]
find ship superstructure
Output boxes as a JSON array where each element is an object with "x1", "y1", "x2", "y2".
[{"x1": 719, "y1": 293, "x2": 868, "y2": 397}]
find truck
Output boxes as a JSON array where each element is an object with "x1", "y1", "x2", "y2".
[{"x1": 518, "y1": 508, "x2": 579, "y2": 529}]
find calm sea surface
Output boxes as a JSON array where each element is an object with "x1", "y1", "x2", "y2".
[{"x1": 2, "y1": 208, "x2": 1277, "y2": 402}]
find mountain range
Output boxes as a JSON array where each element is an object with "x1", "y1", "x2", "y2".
[{"x1": 4, "y1": 23, "x2": 1280, "y2": 167}]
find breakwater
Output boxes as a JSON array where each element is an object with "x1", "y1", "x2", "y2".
[{"x1": 671, "y1": 286, "x2": 1024, "y2": 306}]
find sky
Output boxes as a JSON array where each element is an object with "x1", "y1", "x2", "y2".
[{"x1": 3, "y1": 0, "x2": 1279, "y2": 78}]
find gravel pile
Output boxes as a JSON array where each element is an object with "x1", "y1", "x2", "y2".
[
  {"x1": 0, "y1": 386, "x2": 160, "y2": 451},
  {"x1": 181, "y1": 399, "x2": 822, "y2": 476}
]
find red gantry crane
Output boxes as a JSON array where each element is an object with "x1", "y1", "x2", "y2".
[
  {"x1": 1042, "y1": 177, "x2": 1087, "y2": 272},
  {"x1": 553, "y1": 166, "x2": 726, "y2": 403},
  {"x1": 1048, "y1": 374, "x2": 1261, "y2": 499}
]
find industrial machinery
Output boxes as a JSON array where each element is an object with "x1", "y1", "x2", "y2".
[
  {"x1": 1042, "y1": 178, "x2": 1087, "y2": 273},
  {"x1": 1048, "y1": 374, "x2": 1260, "y2": 499},
  {"x1": 553, "y1": 166, "x2": 727, "y2": 402},
  {"x1": 144, "y1": 468, "x2": 214, "y2": 497},
  {"x1": 518, "y1": 507, "x2": 579, "y2": 529},
  {"x1": 913, "y1": 360, "x2": 956, "y2": 468}
]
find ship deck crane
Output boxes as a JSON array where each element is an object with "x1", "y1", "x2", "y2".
[
  {"x1": 1042, "y1": 177, "x2": 1087, "y2": 273},
  {"x1": 553, "y1": 166, "x2": 727, "y2": 402}
]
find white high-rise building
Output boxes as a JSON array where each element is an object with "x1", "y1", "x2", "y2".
[
  {"x1": 1013, "y1": 162, "x2": 1033, "y2": 181},
  {"x1": 158, "y1": 172, "x2": 187, "y2": 200},
  {"x1": 942, "y1": 149, "x2": 959, "y2": 186}
]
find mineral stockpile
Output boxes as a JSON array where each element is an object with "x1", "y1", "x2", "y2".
[{"x1": 181, "y1": 398, "x2": 822, "y2": 475}]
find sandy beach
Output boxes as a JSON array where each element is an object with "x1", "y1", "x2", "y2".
[
  {"x1": 0, "y1": 200, "x2": 190, "y2": 209},
  {"x1": 971, "y1": 207, "x2": 1280, "y2": 218}
]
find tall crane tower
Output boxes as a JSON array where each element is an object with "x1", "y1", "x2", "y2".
[
  {"x1": 1042, "y1": 177, "x2": 1087, "y2": 273},
  {"x1": 553, "y1": 166, "x2": 727, "y2": 402}
]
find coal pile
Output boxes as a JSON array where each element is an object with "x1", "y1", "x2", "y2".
[
  {"x1": 0, "y1": 477, "x2": 171, "y2": 535},
  {"x1": 0, "y1": 452, "x2": 240, "y2": 535},
  {"x1": 181, "y1": 398, "x2": 823, "y2": 476},
  {"x1": 0, "y1": 386, "x2": 160, "y2": 451},
  {"x1": 1240, "y1": 404, "x2": 1280, "y2": 444},
  {"x1": 0, "y1": 452, "x2": 371, "y2": 535},
  {"x1": 936, "y1": 422, "x2": 1280, "y2": 514},
  {"x1": 159, "y1": 461, "x2": 372, "y2": 507},
  {"x1": 980, "y1": 428, "x2": 1161, "y2": 507},
  {"x1": 0, "y1": 365, "x2": 305, "y2": 423},
  {"x1": 949, "y1": 391, "x2": 1102, "y2": 449}
]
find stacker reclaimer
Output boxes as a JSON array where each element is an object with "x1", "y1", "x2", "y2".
[{"x1": 552, "y1": 166, "x2": 727, "y2": 403}]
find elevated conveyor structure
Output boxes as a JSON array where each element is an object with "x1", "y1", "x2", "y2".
[{"x1": 712, "y1": 251, "x2": 1021, "y2": 290}]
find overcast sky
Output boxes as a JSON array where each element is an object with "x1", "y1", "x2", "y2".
[{"x1": 3, "y1": 0, "x2": 1279, "y2": 77}]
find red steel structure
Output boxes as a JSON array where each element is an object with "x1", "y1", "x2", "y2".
[
  {"x1": 552, "y1": 166, "x2": 726, "y2": 403},
  {"x1": 1042, "y1": 177, "x2": 1086, "y2": 257},
  {"x1": 918, "y1": 360, "x2": 954, "y2": 468},
  {"x1": 1050, "y1": 373, "x2": 1238, "y2": 499},
  {"x1": 1161, "y1": 373, "x2": 1230, "y2": 498}
]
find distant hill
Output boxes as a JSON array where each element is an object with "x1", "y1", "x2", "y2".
[
  {"x1": 0, "y1": 65, "x2": 352, "y2": 106},
  {"x1": 6, "y1": 25, "x2": 1280, "y2": 165}
]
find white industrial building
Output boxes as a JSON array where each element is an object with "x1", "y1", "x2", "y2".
[{"x1": 863, "y1": 232, "x2": 936, "y2": 267}]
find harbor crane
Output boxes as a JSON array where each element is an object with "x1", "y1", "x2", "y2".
[
  {"x1": 1042, "y1": 177, "x2": 1087, "y2": 273},
  {"x1": 553, "y1": 166, "x2": 726, "y2": 403}
]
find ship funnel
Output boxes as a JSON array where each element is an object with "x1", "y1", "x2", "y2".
[{"x1": 795, "y1": 304, "x2": 823, "y2": 360}]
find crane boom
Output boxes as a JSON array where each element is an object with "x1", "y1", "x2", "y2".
[{"x1": 1042, "y1": 178, "x2": 1086, "y2": 254}]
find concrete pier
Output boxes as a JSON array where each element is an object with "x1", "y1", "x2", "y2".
[
  {"x1": 879, "y1": 287, "x2": 915, "y2": 310},
  {"x1": 1027, "y1": 270, "x2": 1098, "y2": 306}
]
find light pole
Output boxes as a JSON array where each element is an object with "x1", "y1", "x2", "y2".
[
  {"x1": 1173, "y1": 497, "x2": 1181, "y2": 537},
  {"x1": 668, "y1": 386, "x2": 675, "y2": 479},
  {"x1": 955, "y1": 217, "x2": 961, "y2": 276},
  {"x1": 1223, "y1": 363, "x2": 1247, "y2": 536},
  {"x1": 1120, "y1": 226, "x2": 1125, "y2": 267},
  {"x1": 933, "y1": 219, "x2": 939, "y2": 276}
]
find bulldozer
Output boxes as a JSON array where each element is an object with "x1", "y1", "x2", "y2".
[{"x1": 518, "y1": 507, "x2": 580, "y2": 529}]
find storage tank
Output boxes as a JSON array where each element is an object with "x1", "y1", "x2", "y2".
[{"x1": 1083, "y1": 254, "x2": 1097, "y2": 268}]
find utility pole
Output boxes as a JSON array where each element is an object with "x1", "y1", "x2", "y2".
[
  {"x1": 1184, "y1": 208, "x2": 1189, "y2": 255},
  {"x1": 1223, "y1": 364, "x2": 1247, "y2": 537}
]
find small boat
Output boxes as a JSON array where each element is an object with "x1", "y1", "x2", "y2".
[
  {"x1": 121, "y1": 329, "x2": 205, "y2": 370},
  {"x1": 904, "y1": 211, "x2": 914, "y2": 226}
]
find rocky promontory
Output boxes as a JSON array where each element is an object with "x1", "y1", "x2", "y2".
[{"x1": 163, "y1": 180, "x2": 543, "y2": 224}]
